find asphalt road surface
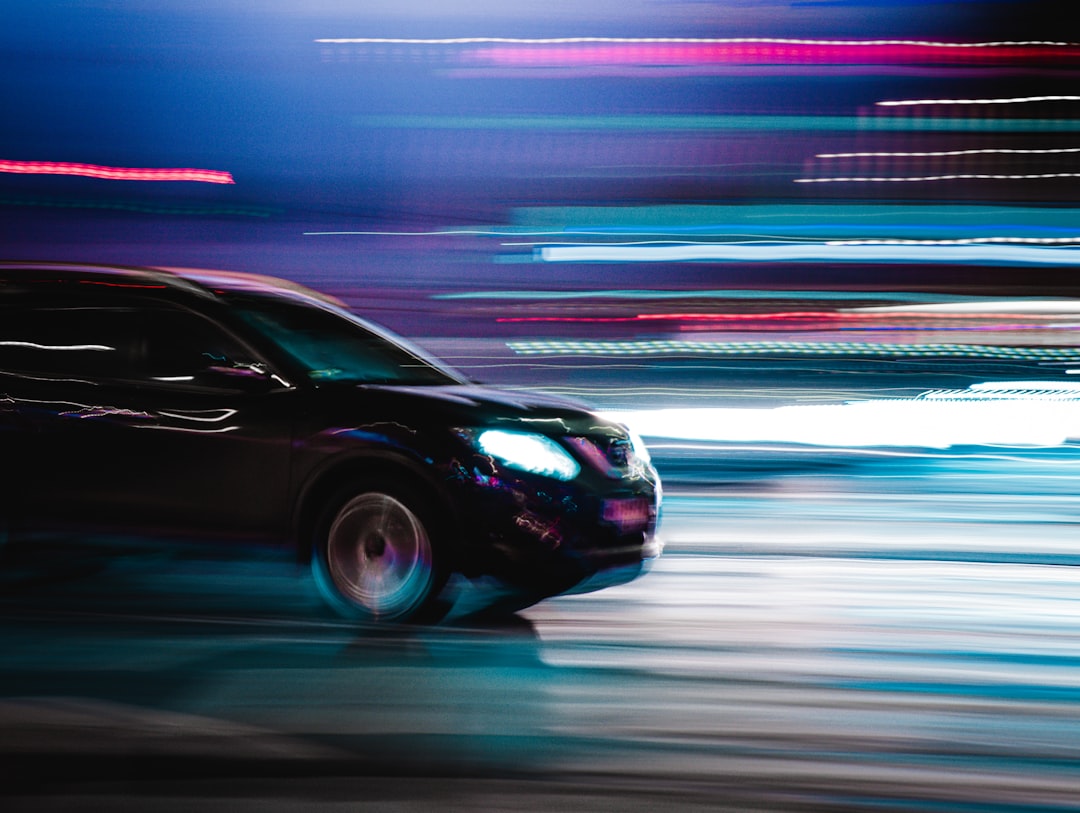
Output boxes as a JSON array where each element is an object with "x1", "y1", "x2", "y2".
[{"x1": 4, "y1": 448, "x2": 1080, "y2": 812}]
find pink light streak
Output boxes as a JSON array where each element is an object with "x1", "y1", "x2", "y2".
[
  {"x1": 496, "y1": 311, "x2": 1072, "y2": 326},
  {"x1": 463, "y1": 41, "x2": 1080, "y2": 68},
  {"x1": 0, "y1": 160, "x2": 235, "y2": 184}
]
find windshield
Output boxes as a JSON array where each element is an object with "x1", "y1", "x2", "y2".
[{"x1": 227, "y1": 291, "x2": 466, "y2": 386}]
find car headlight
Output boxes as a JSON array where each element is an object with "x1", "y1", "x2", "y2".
[{"x1": 475, "y1": 429, "x2": 581, "y2": 481}]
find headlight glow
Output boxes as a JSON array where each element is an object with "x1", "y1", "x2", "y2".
[{"x1": 476, "y1": 429, "x2": 581, "y2": 481}]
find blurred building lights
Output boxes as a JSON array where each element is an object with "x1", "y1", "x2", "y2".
[{"x1": 601, "y1": 382, "x2": 1080, "y2": 449}]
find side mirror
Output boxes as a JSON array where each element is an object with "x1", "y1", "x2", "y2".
[
  {"x1": 206, "y1": 361, "x2": 268, "y2": 378},
  {"x1": 197, "y1": 361, "x2": 281, "y2": 391}
]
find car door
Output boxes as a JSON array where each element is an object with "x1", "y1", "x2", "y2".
[
  {"x1": 124, "y1": 301, "x2": 296, "y2": 539},
  {"x1": 0, "y1": 278, "x2": 295, "y2": 543}
]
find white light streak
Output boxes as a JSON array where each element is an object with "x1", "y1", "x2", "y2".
[
  {"x1": 0, "y1": 341, "x2": 113, "y2": 351},
  {"x1": 827, "y1": 237, "x2": 1080, "y2": 246},
  {"x1": 816, "y1": 147, "x2": 1080, "y2": 158},
  {"x1": 538, "y1": 243, "x2": 1080, "y2": 264},
  {"x1": 878, "y1": 95, "x2": 1080, "y2": 106},
  {"x1": 796, "y1": 173, "x2": 1080, "y2": 183},
  {"x1": 157, "y1": 409, "x2": 239, "y2": 422},
  {"x1": 510, "y1": 238, "x2": 814, "y2": 247},
  {"x1": 852, "y1": 300, "x2": 1080, "y2": 314},
  {"x1": 138, "y1": 424, "x2": 240, "y2": 434}
]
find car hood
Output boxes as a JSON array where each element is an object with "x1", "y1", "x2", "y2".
[{"x1": 351, "y1": 383, "x2": 611, "y2": 432}]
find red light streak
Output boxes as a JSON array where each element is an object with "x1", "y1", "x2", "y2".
[
  {"x1": 497, "y1": 312, "x2": 879, "y2": 323},
  {"x1": 496, "y1": 311, "x2": 1075, "y2": 324},
  {"x1": 0, "y1": 160, "x2": 235, "y2": 184}
]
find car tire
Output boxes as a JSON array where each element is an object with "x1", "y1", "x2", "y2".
[{"x1": 311, "y1": 481, "x2": 447, "y2": 623}]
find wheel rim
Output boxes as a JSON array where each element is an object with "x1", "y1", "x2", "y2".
[{"x1": 325, "y1": 492, "x2": 434, "y2": 618}]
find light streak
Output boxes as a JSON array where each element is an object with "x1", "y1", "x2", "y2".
[
  {"x1": 505, "y1": 237, "x2": 822, "y2": 247},
  {"x1": 311, "y1": 227, "x2": 1080, "y2": 242},
  {"x1": 878, "y1": 95, "x2": 1080, "y2": 106},
  {"x1": 433, "y1": 290, "x2": 979, "y2": 303},
  {"x1": 857, "y1": 300, "x2": 1080, "y2": 314},
  {"x1": 67, "y1": 406, "x2": 150, "y2": 420},
  {"x1": 640, "y1": 443, "x2": 1054, "y2": 462},
  {"x1": 495, "y1": 310, "x2": 1080, "y2": 327},
  {"x1": 353, "y1": 114, "x2": 860, "y2": 130},
  {"x1": 156, "y1": 409, "x2": 238, "y2": 422},
  {"x1": 316, "y1": 38, "x2": 1077, "y2": 47},
  {"x1": 307, "y1": 204, "x2": 1080, "y2": 258},
  {"x1": 537, "y1": 243, "x2": 1080, "y2": 264},
  {"x1": 0, "y1": 341, "x2": 113, "y2": 351},
  {"x1": 304, "y1": 229, "x2": 585, "y2": 237},
  {"x1": 507, "y1": 340, "x2": 1080, "y2": 361},
  {"x1": 816, "y1": 147, "x2": 1080, "y2": 158},
  {"x1": 318, "y1": 38, "x2": 1080, "y2": 67},
  {"x1": 0, "y1": 160, "x2": 235, "y2": 184},
  {"x1": 797, "y1": 173, "x2": 1080, "y2": 183},
  {"x1": 510, "y1": 203, "x2": 1080, "y2": 231},
  {"x1": 827, "y1": 237, "x2": 1080, "y2": 246},
  {"x1": 139, "y1": 424, "x2": 240, "y2": 434},
  {"x1": 352, "y1": 114, "x2": 1080, "y2": 132}
]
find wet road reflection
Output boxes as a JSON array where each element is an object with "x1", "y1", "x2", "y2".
[{"x1": 5, "y1": 454, "x2": 1080, "y2": 811}]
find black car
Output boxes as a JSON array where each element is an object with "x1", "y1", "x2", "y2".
[{"x1": 0, "y1": 262, "x2": 661, "y2": 622}]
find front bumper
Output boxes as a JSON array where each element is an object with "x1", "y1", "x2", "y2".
[
  {"x1": 561, "y1": 530, "x2": 664, "y2": 595},
  {"x1": 451, "y1": 464, "x2": 663, "y2": 596}
]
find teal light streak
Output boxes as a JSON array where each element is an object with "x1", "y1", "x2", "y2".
[
  {"x1": 510, "y1": 204, "x2": 1080, "y2": 231},
  {"x1": 508, "y1": 339, "x2": 1080, "y2": 361},
  {"x1": 306, "y1": 203, "x2": 1080, "y2": 243},
  {"x1": 537, "y1": 242, "x2": 1080, "y2": 264},
  {"x1": 353, "y1": 114, "x2": 1080, "y2": 133}
]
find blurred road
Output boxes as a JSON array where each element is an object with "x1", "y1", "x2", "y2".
[{"x1": 5, "y1": 447, "x2": 1080, "y2": 812}]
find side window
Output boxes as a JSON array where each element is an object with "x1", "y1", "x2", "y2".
[
  {"x1": 0, "y1": 286, "x2": 265, "y2": 388},
  {"x1": 0, "y1": 300, "x2": 138, "y2": 381},
  {"x1": 139, "y1": 307, "x2": 266, "y2": 387}
]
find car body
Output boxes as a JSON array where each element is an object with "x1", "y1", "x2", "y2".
[{"x1": 0, "y1": 262, "x2": 662, "y2": 621}]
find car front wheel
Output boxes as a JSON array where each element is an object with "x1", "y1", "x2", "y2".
[{"x1": 311, "y1": 484, "x2": 444, "y2": 623}]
